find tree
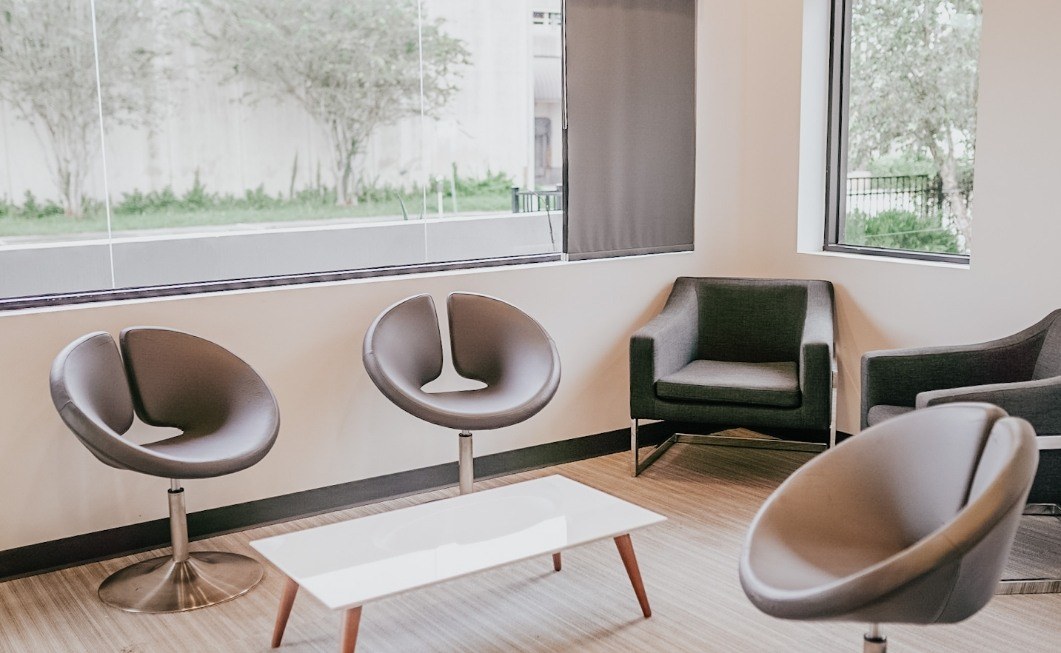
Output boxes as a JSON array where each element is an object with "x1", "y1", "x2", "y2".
[
  {"x1": 847, "y1": 0, "x2": 981, "y2": 250},
  {"x1": 0, "y1": 0, "x2": 164, "y2": 217},
  {"x1": 192, "y1": 0, "x2": 469, "y2": 206}
]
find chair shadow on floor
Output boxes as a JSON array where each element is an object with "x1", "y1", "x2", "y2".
[{"x1": 633, "y1": 426, "x2": 816, "y2": 488}]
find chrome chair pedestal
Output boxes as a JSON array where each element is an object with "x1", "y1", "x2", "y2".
[
  {"x1": 863, "y1": 624, "x2": 887, "y2": 653},
  {"x1": 99, "y1": 551, "x2": 264, "y2": 613},
  {"x1": 459, "y1": 431, "x2": 474, "y2": 495},
  {"x1": 98, "y1": 483, "x2": 263, "y2": 613}
]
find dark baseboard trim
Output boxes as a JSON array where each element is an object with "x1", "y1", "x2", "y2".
[{"x1": 0, "y1": 423, "x2": 674, "y2": 582}]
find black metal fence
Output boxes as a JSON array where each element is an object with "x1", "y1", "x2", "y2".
[
  {"x1": 511, "y1": 186, "x2": 563, "y2": 213},
  {"x1": 845, "y1": 174, "x2": 944, "y2": 221}
]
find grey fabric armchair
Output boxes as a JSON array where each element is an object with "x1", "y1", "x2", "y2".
[
  {"x1": 862, "y1": 309, "x2": 1061, "y2": 595},
  {"x1": 862, "y1": 309, "x2": 1061, "y2": 430},
  {"x1": 740, "y1": 403, "x2": 1038, "y2": 652},
  {"x1": 630, "y1": 277, "x2": 836, "y2": 475}
]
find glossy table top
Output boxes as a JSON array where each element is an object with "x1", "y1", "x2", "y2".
[{"x1": 251, "y1": 475, "x2": 666, "y2": 610}]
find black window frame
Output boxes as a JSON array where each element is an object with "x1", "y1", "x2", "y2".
[{"x1": 823, "y1": 0, "x2": 971, "y2": 266}]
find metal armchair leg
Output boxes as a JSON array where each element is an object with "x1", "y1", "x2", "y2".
[
  {"x1": 631, "y1": 419, "x2": 828, "y2": 477},
  {"x1": 829, "y1": 363, "x2": 838, "y2": 449},
  {"x1": 631, "y1": 419, "x2": 677, "y2": 477}
]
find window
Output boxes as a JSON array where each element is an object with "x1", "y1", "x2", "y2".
[
  {"x1": 0, "y1": 1, "x2": 565, "y2": 307},
  {"x1": 826, "y1": 0, "x2": 982, "y2": 262},
  {"x1": 532, "y1": 11, "x2": 563, "y2": 26}
]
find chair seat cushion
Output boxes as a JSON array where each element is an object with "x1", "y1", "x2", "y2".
[
  {"x1": 866, "y1": 404, "x2": 915, "y2": 426},
  {"x1": 656, "y1": 360, "x2": 801, "y2": 408}
]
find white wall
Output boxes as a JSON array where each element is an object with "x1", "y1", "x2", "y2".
[
  {"x1": 714, "y1": 0, "x2": 1061, "y2": 432},
  {"x1": 0, "y1": 1, "x2": 741, "y2": 550}
]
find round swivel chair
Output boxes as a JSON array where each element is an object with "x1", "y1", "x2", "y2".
[
  {"x1": 50, "y1": 327, "x2": 280, "y2": 613},
  {"x1": 739, "y1": 403, "x2": 1038, "y2": 652},
  {"x1": 363, "y1": 292, "x2": 561, "y2": 494}
]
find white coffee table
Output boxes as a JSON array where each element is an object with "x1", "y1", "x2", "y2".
[{"x1": 251, "y1": 474, "x2": 666, "y2": 652}]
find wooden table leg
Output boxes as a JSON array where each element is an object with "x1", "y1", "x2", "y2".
[
  {"x1": 272, "y1": 576, "x2": 300, "y2": 648},
  {"x1": 552, "y1": 552, "x2": 562, "y2": 572},
  {"x1": 340, "y1": 606, "x2": 363, "y2": 653},
  {"x1": 614, "y1": 534, "x2": 652, "y2": 618}
]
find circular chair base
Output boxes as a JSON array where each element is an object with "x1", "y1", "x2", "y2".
[{"x1": 98, "y1": 551, "x2": 263, "y2": 613}]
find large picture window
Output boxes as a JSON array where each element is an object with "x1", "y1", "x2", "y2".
[
  {"x1": 0, "y1": 0, "x2": 565, "y2": 306},
  {"x1": 826, "y1": 0, "x2": 982, "y2": 262}
]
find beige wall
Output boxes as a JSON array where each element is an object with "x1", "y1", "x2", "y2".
[
  {"x1": 8, "y1": 0, "x2": 1054, "y2": 552},
  {"x1": 0, "y1": 1, "x2": 741, "y2": 550},
  {"x1": 709, "y1": 0, "x2": 1061, "y2": 432}
]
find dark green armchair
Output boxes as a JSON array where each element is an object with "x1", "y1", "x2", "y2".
[
  {"x1": 862, "y1": 309, "x2": 1061, "y2": 430},
  {"x1": 862, "y1": 309, "x2": 1061, "y2": 508},
  {"x1": 630, "y1": 277, "x2": 836, "y2": 475}
]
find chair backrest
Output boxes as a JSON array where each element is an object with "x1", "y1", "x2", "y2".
[
  {"x1": 448, "y1": 293, "x2": 559, "y2": 392},
  {"x1": 119, "y1": 327, "x2": 278, "y2": 436},
  {"x1": 1032, "y1": 310, "x2": 1061, "y2": 379},
  {"x1": 747, "y1": 404, "x2": 1007, "y2": 575},
  {"x1": 49, "y1": 332, "x2": 135, "y2": 467},
  {"x1": 363, "y1": 294, "x2": 445, "y2": 405},
  {"x1": 935, "y1": 414, "x2": 1038, "y2": 622},
  {"x1": 685, "y1": 277, "x2": 810, "y2": 363}
]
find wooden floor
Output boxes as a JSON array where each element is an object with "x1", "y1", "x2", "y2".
[{"x1": 2, "y1": 442, "x2": 1060, "y2": 652}]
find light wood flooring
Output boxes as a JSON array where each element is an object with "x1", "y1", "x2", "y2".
[{"x1": 2, "y1": 442, "x2": 1060, "y2": 652}]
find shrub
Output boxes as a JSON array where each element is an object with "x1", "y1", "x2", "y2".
[
  {"x1": 115, "y1": 187, "x2": 182, "y2": 214},
  {"x1": 292, "y1": 186, "x2": 336, "y2": 206},
  {"x1": 242, "y1": 185, "x2": 283, "y2": 209},
  {"x1": 452, "y1": 166, "x2": 513, "y2": 195},
  {"x1": 181, "y1": 170, "x2": 214, "y2": 210},
  {"x1": 19, "y1": 191, "x2": 64, "y2": 219},
  {"x1": 845, "y1": 209, "x2": 961, "y2": 254}
]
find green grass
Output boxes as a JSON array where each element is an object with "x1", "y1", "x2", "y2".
[{"x1": 0, "y1": 190, "x2": 512, "y2": 240}]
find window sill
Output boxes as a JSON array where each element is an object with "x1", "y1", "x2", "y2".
[
  {"x1": 0, "y1": 246, "x2": 695, "y2": 315},
  {"x1": 800, "y1": 247, "x2": 970, "y2": 270}
]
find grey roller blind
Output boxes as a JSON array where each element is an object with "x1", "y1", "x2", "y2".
[{"x1": 565, "y1": 0, "x2": 696, "y2": 260}]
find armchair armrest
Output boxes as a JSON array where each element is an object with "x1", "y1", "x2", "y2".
[
  {"x1": 861, "y1": 318, "x2": 1053, "y2": 428},
  {"x1": 798, "y1": 281, "x2": 835, "y2": 397},
  {"x1": 917, "y1": 376, "x2": 1061, "y2": 435},
  {"x1": 630, "y1": 280, "x2": 699, "y2": 417}
]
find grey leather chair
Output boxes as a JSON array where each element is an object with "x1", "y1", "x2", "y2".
[
  {"x1": 50, "y1": 327, "x2": 280, "y2": 613},
  {"x1": 630, "y1": 277, "x2": 836, "y2": 476},
  {"x1": 364, "y1": 292, "x2": 560, "y2": 495},
  {"x1": 740, "y1": 404, "x2": 1038, "y2": 652}
]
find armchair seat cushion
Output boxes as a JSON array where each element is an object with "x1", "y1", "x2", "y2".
[
  {"x1": 656, "y1": 360, "x2": 801, "y2": 408},
  {"x1": 866, "y1": 404, "x2": 915, "y2": 426}
]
